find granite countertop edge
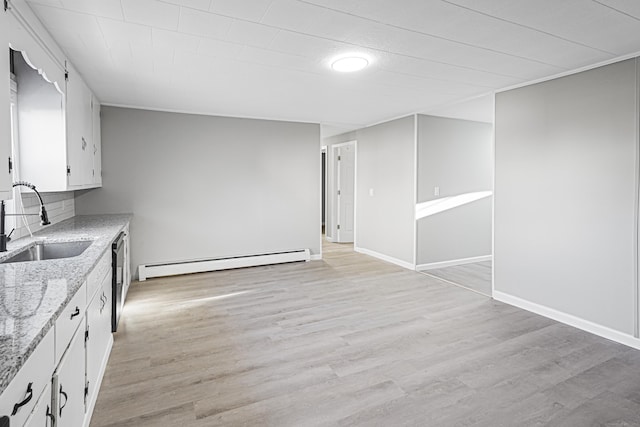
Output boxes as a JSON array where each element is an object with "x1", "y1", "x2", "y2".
[{"x1": 0, "y1": 214, "x2": 132, "y2": 395}]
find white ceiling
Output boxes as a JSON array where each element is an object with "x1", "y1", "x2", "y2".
[{"x1": 23, "y1": 0, "x2": 640, "y2": 136}]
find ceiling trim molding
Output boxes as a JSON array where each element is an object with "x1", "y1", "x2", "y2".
[
  {"x1": 496, "y1": 50, "x2": 640, "y2": 94},
  {"x1": 99, "y1": 102, "x2": 321, "y2": 126}
]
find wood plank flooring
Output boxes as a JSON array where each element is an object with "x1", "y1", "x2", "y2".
[
  {"x1": 90, "y1": 241, "x2": 640, "y2": 426},
  {"x1": 421, "y1": 261, "x2": 493, "y2": 297}
]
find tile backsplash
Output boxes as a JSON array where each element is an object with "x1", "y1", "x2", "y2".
[{"x1": 5, "y1": 191, "x2": 75, "y2": 241}]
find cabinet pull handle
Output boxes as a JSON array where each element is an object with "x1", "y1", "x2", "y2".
[
  {"x1": 11, "y1": 382, "x2": 33, "y2": 415},
  {"x1": 81, "y1": 137, "x2": 87, "y2": 150},
  {"x1": 46, "y1": 405, "x2": 55, "y2": 425},
  {"x1": 59, "y1": 385, "x2": 68, "y2": 416},
  {"x1": 70, "y1": 307, "x2": 80, "y2": 319}
]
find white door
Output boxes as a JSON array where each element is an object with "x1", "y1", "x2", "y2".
[{"x1": 335, "y1": 142, "x2": 355, "y2": 242}]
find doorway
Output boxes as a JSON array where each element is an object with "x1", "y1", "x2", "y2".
[{"x1": 331, "y1": 141, "x2": 356, "y2": 243}]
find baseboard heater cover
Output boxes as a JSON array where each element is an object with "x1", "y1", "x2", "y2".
[{"x1": 138, "y1": 249, "x2": 311, "y2": 281}]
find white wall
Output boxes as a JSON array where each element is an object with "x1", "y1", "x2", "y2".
[
  {"x1": 355, "y1": 116, "x2": 416, "y2": 267},
  {"x1": 75, "y1": 107, "x2": 321, "y2": 278},
  {"x1": 416, "y1": 115, "x2": 492, "y2": 267},
  {"x1": 494, "y1": 58, "x2": 639, "y2": 337}
]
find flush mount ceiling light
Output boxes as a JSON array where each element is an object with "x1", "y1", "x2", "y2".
[{"x1": 331, "y1": 56, "x2": 369, "y2": 72}]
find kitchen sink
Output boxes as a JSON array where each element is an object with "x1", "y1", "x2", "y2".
[{"x1": 1, "y1": 240, "x2": 93, "y2": 264}]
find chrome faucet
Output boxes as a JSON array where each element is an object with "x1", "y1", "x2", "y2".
[{"x1": 0, "y1": 181, "x2": 51, "y2": 252}]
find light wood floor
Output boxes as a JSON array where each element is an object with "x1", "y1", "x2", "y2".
[
  {"x1": 421, "y1": 261, "x2": 492, "y2": 297},
  {"x1": 91, "y1": 241, "x2": 640, "y2": 426}
]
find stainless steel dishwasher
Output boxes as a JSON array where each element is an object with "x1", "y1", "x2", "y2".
[{"x1": 112, "y1": 232, "x2": 125, "y2": 332}]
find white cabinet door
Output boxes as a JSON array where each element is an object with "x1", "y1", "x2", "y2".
[
  {"x1": 92, "y1": 95, "x2": 102, "y2": 185},
  {"x1": 0, "y1": 329, "x2": 54, "y2": 426},
  {"x1": 85, "y1": 271, "x2": 112, "y2": 413},
  {"x1": 66, "y1": 64, "x2": 93, "y2": 187},
  {"x1": 24, "y1": 380, "x2": 54, "y2": 427},
  {"x1": 53, "y1": 327, "x2": 85, "y2": 427},
  {"x1": 0, "y1": 9, "x2": 13, "y2": 199}
]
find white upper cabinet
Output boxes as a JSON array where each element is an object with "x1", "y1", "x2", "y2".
[
  {"x1": 0, "y1": 8, "x2": 14, "y2": 199},
  {"x1": 12, "y1": 49, "x2": 67, "y2": 191},
  {"x1": 92, "y1": 94, "x2": 102, "y2": 185},
  {"x1": 6, "y1": 0, "x2": 102, "y2": 192},
  {"x1": 66, "y1": 63, "x2": 97, "y2": 188}
]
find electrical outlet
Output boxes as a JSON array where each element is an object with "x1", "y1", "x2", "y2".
[{"x1": 434, "y1": 186, "x2": 440, "y2": 196}]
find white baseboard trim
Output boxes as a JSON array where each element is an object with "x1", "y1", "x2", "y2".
[
  {"x1": 416, "y1": 255, "x2": 492, "y2": 271},
  {"x1": 354, "y1": 246, "x2": 416, "y2": 270},
  {"x1": 325, "y1": 236, "x2": 335, "y2": 242},
  {"x1": 310, "y1": 254, "x2": 322, "y2": 261},
  {"x1": 493, "y1": 291, "x2": 640, "y2": 350},
  {"x1": 138, "y1": 249, "x2": 311, "y2": 281}
]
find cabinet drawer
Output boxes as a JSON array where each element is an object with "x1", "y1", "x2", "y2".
[
  {"x1": 55, "y1": 283, "x2": 87, "y2": 364},
  {"x1": 24, "y1": 378, "x2": 53, "y2": 427},
  {"x1": 0, "y1": 328, "x2": 54, "y2": 426},
  {"x1": 87, "y1": 250, "x2": 111, "y2": 302}
]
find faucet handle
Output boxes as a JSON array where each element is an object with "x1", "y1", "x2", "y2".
[{"x1": 6, "y1": 228, "x2": 14, "y2": 242}]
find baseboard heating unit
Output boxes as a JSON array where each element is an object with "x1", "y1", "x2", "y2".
[{"x1": 138, "y1": 249, "x2": 311, "y2": 281}]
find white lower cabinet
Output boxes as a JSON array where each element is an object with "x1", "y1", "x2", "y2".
[
  {"x1": 53, "y1": 328, "x2": 85, "y2": 427},
  {"x1": 0, "y1": 329, "x2": 54, "y2": 427},
  {"x1": 1, "y1": 246, "x2": 116, "y2": 427},
  {"x1": 85, "y1": 270, "x2": 113, "y2": 421},
  {"x1": 24, "y1": 379, "x2": 53, "y2": 427}
]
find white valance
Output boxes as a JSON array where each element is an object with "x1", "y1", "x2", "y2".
[{"x1": 7, "y1": 4, "x2": 66, "y2": 94}]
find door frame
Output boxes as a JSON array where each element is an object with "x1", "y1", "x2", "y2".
[{"x1": 330, "y1": 140, "x2": 357, "y2": 244}]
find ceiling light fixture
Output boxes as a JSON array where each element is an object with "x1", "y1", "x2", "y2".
[{"x1": 331, "y1": 56, "x2": 369, "y2": 73}]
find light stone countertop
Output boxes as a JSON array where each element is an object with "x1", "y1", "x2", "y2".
[{"x1": 0, "y1": 214, "x2": 132, "y2": 395}]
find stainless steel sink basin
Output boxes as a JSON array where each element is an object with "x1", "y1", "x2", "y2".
[{"x1": 1, "y1": 240, "x2": 93, "y2": 263}]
